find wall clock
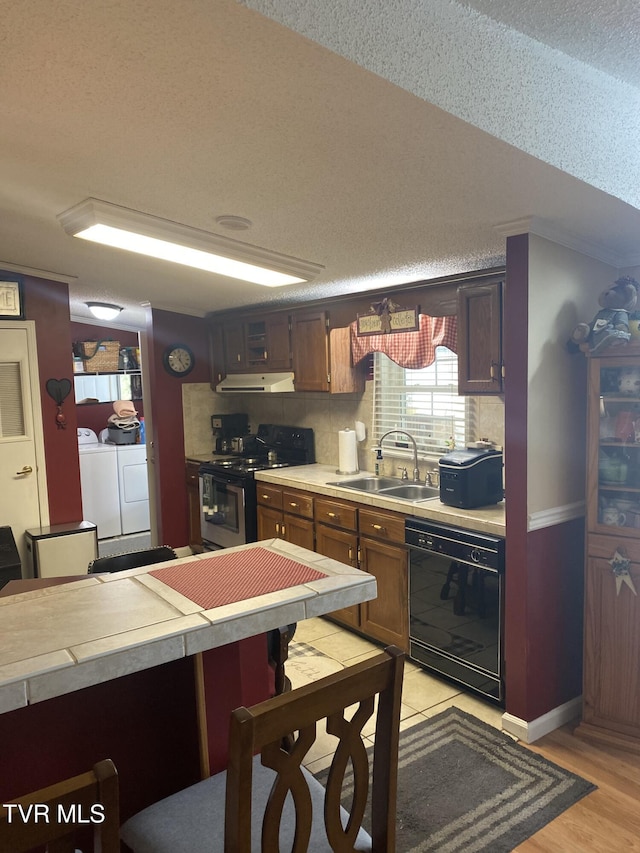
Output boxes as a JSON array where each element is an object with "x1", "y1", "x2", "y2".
[{"x1": 163, "y1": 343, "x2": 195, "y2": 377}]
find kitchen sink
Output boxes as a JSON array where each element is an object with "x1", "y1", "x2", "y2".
[
  {"x1": 378, "y1": 484, "x2": 440, "y2": 501},
  {"x1": 327, "y1": 477, "x2": 440, "y2": 502},
  {"x1": 326, "y1": 476, "x2": 400, "y2": 492}
]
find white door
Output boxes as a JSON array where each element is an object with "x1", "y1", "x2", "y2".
[{"x1": 0, "y1": 322, "x2": 48, "y2": 572}]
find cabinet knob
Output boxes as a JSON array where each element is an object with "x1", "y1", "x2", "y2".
[
  {"x1": 327, "y1": 511, "x2": 337, "y2": 518},
  {"x1": 289, "y1": 502, "x2": 298, "y2": 508},
  {"x1": 372, "y1": 523, "x2": 386, "y2": 532},
  {"x1": 261, "y1": 494, "x2": 270, "y2": 501}
]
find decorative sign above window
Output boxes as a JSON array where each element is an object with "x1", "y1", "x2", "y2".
[{"x1": 356, "y1": 298, "x2": 419, "y2": 336}]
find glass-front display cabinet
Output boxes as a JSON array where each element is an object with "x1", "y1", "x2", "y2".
[
  {"x1": 581, "y1": 348, "x2": 640, "y2": 752},
  {"x1": 589, "y1": 352, "x2": 640, "y2": 535}
]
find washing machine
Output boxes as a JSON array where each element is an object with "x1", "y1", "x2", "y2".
[
  {"x1": 77, "y1": 428, "x2": 121, "y2": 540},
  {"x1": 116, "y1": 444, "x2": 150, "y2": 535}
]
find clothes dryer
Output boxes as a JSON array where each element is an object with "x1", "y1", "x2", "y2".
[{"x1": 116, "y1": 444, "x2": 150, "y2": 535}]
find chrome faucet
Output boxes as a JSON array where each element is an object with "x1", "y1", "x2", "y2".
[{"x1": 377, "y1": 430, "x2": 420, "y2": 482}]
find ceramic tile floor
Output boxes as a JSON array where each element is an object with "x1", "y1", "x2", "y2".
[{"x1": 288, "y1": 616, "x2": 504, "y2": 774}]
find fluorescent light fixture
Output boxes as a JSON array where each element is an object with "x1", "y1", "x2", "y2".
[
  {"x1": 58, "y1": 198, "x2": 324, "y2": 287},
  {"x1": 86, "y1": 301, "x2": 123, "y2": 321}
]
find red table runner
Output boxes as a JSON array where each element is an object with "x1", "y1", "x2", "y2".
[{"x1": 149, "y1": 547, "x2": 326, "y2": 609}]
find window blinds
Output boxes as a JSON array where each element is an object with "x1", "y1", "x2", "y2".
[{"x1": 373, "y1": 349, "x2": 474, "y2": 460}]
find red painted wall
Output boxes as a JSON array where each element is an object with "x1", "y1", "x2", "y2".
[
  {"x1": 503, "y1": 236, "x2": 584, "y2": 721},
  {"x1": 21, "y1": 275, "x2": 83, "y2": 525},
  {"x1": 145, "y1": 308, "x2": 210, "y2": 547}
]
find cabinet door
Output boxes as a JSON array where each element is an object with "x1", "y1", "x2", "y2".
[
  {"x1": 257, "y1": 505, "x2": 282, "y2": 540},
  {"x1": 208, "y1": 323, "x2": 226, "y2": 389},
  {"x1": 315, "y1": 524, "x2": 360, "y2": 629},
  {"x1": 359, "y1": 536, "x2": 408, "y2": 650},
  {"x1": 224, "y1": 321, "x2": 246, "y2": 371},
  {"x1": 266, "y1": 316, "x2": 292, "y2": 370},
  {"x1": 457, "y1": 280, "x2": 503, "y2": 394},
  {"x1": 588, "y1": 355, "x2": 640, "y2": 537},
  {"x1": 185, "y1": 462, "x2": 203, "y2": 552},
  {"x1": 291, "y1": 310, "x2": 330, "y2": 392},
  {"x1": 282, "y1": 514, "x2": 315, "y2": 550},
  {"x1": 583, "y1": 552, "x2": 640, "y2": 738}
]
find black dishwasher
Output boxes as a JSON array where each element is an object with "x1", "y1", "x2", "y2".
[{"x1": 406, "y1": 517, "x2": 505, "y2": 704}]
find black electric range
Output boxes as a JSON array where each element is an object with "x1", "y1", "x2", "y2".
[{"x1": 199, "y1": 425, "x2": 315, "y2": 549}]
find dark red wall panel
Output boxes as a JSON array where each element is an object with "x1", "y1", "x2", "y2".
[
  {"x1": 147, "y1": 308, "x2": 210, "y2": 548},
  {"x1": 23, "y1": 276, "x2": 83, "y2": 525}
]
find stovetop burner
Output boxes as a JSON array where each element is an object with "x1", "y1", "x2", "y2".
[{"x1": 202, "y1": 424, "x2": 315, "y2": 479}]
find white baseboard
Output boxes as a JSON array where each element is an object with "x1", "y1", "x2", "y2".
[{"x1": 501, "y1": 696, "x2": 582, "y2": 743}]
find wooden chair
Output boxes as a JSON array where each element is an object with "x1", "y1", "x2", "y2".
[
  {"x1": 120, "y1": 645, "x2": 405, "y2": 852},
  {"x1": 267, "y1": 622, "x2": 297, "y2": 696},
  {"x1": 88, "y1": 545, "x2": 177, "y2": 574},
  {"x1": 0, "y1": 758, "x2": 119, "y2": 853}
]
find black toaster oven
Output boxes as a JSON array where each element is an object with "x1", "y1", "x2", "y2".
[{"x1": 439, "y1": 448, "x2": 504, "y2": 508}]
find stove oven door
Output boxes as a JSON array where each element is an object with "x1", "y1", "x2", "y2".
[{"x1": 199, "y1": 471, "x2": 246, "y2": 548}]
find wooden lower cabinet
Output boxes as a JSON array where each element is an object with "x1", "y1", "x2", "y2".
[
  {"x1": 314, "y1": 496, "x2": 408, "y2": 650},
  {"x1": 359, "y1": 536, "x2": 408, "y2": 649},
  {"x1": 315, "y1": 523, "x2": 360, "y2": 630},
  {"x1": 185, "y1": 461, "x2": 203, "y2": 553},
  {"x1": 578, "y1": 534, "x2": 640, "y2": 750},
  {"x1": 256, "y1": 485, "x2": 314, "y2": 550}
]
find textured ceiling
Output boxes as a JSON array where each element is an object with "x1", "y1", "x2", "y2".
[{"x1": 0, "y1": 0, "x2": 639, "y2": 330}]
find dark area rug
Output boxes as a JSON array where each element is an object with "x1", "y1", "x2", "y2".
[{"x1": 314, "y1": 707, "x2": 596, "y2": 853}]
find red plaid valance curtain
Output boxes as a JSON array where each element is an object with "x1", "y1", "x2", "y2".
[{"x1": 350, "y1": 314, "x2": 457, "y2": 369}]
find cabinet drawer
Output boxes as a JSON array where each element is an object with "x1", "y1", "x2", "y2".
[
  {"x1": 282, "y1": 489, "x2": 314, "y2": 519},
  {"x1": 314, "y1": 497, "x2": 357, "y2": 531},
  {"x1": 359, "y1": 507, "x2": 405, "y2": 545},
  {"x1": 257, "y1": 485, "x2": 283, "y2": 510},
  {"x1": 588, "y1": 532, "x2": 640, "y2": 564}
]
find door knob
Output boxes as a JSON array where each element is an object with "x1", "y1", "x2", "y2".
[{"x1": 16, "y1": 465, "x2": 33, "y2": 475}]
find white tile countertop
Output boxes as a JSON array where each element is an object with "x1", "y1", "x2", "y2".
[
  {"x1": 255, "y1": 464, "x2": 506, "y2": 536},
  {"x1": 0, "y1": 539, "x2": 376, "y2": 715}
]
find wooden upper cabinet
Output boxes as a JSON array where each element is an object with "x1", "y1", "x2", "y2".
[
  {"x1": 457, "y1": 280, "x2": 503, "y2": 394},
  {"x1": 222, "y1": 316, "x2": 291, "y2": 373},
  {"x1": 223, "y1": 321, "x2": 247, "y2": 371},
  {"x1": 291, "y1": 310, "x2": 330, "y2": 391},
  {"x1": 208, "y1": 322, "x2": 226, "y2": 389},
  {"x1": 264, "y1": 315, "x2": 291, "y2": 371},
  {"x1": 291, "y1": 310, "x2": 365, "y2": 394}
]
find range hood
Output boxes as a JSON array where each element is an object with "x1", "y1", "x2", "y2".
[{"x1": 215, "y1": 372, "x2": 296, "y2": 393}]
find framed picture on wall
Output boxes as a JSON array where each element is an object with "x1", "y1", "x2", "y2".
[{"x1": 0, "y1": 276, "x2": 25, "y2": 319}]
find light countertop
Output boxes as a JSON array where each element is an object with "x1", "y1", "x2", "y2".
[
  {"x1": 254, "y1": 464, "x2": 506, "y2": 536},
  {"x1": 0, "y1": 539, "x2": 376, "y2": 715}
]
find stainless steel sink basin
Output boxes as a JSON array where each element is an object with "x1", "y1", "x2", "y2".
[
  {"x1": 378, "y1": 484, "x2": 440, "y2": 501},
  {"x1": 326, "y1": 476, "x2": 400, "y2": 492},
  {"x1": 327, "y1": 477, "x2": 440, "y2": 502}
]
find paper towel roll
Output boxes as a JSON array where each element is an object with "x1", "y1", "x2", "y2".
[{"x1": 337, "y1": 429, "x2": 359, "y2": 474}]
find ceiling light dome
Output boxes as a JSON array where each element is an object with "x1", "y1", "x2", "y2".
[{"x1": 86, "y1": 302, "x2": 123, "y2": 321}]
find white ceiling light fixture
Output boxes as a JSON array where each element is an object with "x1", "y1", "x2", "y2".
[
  {"x1": 86, "y1": 301, "x2": 123, "y2": 321},
  {"x1": 58, "y1": 199, "x2": 324, "y2": 287}
]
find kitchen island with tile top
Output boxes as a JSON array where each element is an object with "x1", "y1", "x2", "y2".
[{"x1": 0, "y1": 538, "x2": 376, "y2": 822}]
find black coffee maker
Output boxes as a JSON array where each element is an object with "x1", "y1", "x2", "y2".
[{"x1": 211, "y1": 413, "x2": 249, "y2": 453}]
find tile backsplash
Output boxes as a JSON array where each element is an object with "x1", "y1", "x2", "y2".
[{"x1": 183, "y1": 382, "x2": 505, "y2": 473}]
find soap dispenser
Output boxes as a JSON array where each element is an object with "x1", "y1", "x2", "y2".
[{"x1": 373, "y1": 447, "x2": 383, "y2": 476}]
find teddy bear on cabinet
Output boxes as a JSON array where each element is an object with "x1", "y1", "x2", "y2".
[{"x1": 570, "y1": 276, "x2": 640, "y2": 354}]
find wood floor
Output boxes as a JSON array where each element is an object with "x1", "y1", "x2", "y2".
[{"x1": 516, "y1": 721, "x2": 640, "y2": 852}]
